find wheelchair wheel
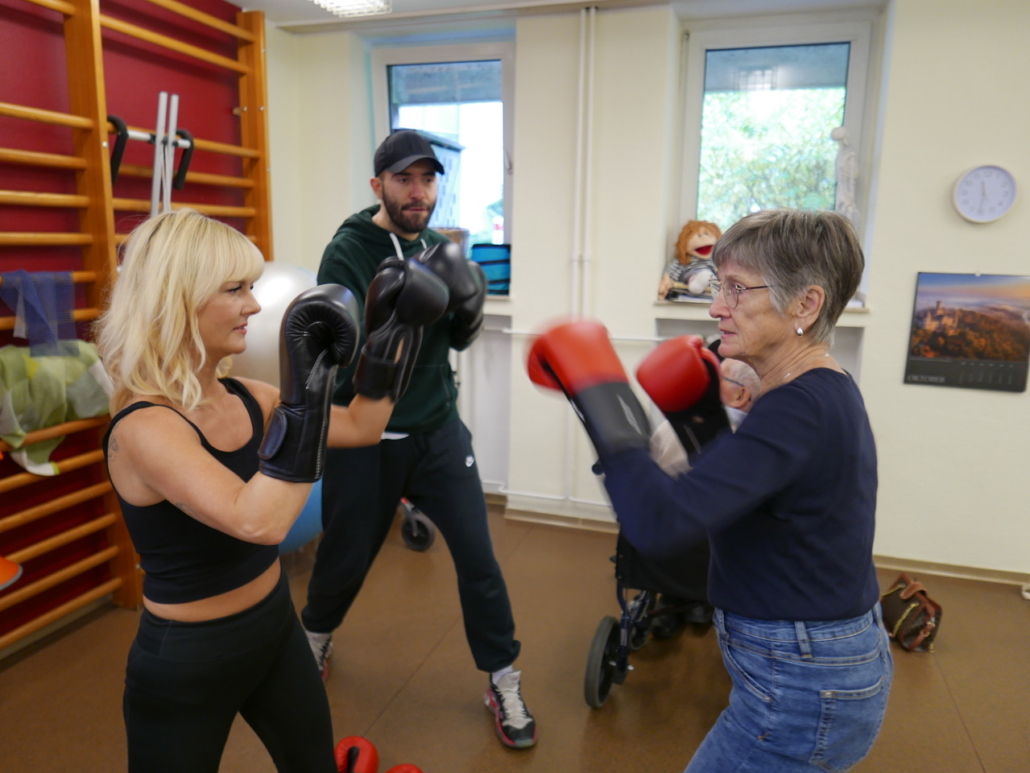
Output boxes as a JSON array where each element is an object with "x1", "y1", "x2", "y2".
[
  {"x1": 584, "y1": 615, "x2": 620, "y2": 708},
  {"x1": 400, "y1": 504, "x2": 436, "y2": 552}
]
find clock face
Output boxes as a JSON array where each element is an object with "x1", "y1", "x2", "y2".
[{"x1": 953, "y1": 165, "x2": 1018, "y2": 223}]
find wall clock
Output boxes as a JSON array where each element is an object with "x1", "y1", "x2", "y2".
[{"x1": 952, "y1": 165, "x2": 1017, "y2": 223}]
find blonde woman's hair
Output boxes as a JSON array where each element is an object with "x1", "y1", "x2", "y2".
[{"x1": 96, "y1": 209, "x2": 265, "y2": 413}]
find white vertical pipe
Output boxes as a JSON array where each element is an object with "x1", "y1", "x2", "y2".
[
  {"x1": 580, "y1": 6, "x2": 597, "y2": 318},
  {"x1": 149, "y1": 92, "x2": 168, "y2": 216},
  {"x1": 560, "y1": 7, "x2": 600, "y2": 505},
  {"x1": 563, "y1": 7, "x2": 590, "y2": 503},
  {"x1": 163, "y1": 94, "x2": 179, "y2": 214},
  {"x1": 572, "y1": 6, "x2": 599, "y2": 496},
  {"x1": 570, "y1": 7, "x2": 587, "y2": 318}
]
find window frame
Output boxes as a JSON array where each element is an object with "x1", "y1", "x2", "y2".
[
  {"x1": 370, "y1": 41, "x2": 516, "y2": 243},
  {"x1": 678, "y1": 19, "x2": 875, "y2": 231}
]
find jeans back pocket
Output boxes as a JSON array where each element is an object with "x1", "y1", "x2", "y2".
[{"x1": 810, "y1": 674, "x2": 888, "y2": 772}]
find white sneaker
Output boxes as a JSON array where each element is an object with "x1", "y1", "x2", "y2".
[
  {"x1": 484, "y1": 670, "x2": 537, "y2": 749},
  {"x1": 304, "y1": 628, "x2": 333, "y2": 682}
]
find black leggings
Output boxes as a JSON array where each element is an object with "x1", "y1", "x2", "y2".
[{"x1": 124, "y1": 570, "x2": 336, "y2": 773}]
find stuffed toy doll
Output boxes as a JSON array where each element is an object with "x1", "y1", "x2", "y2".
[{"x1": 658, "y1": 219, "x2": 722, "y2": 301}]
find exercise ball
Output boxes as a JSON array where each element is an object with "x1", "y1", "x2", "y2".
[
  {"x1": 280, "y1": 479, "x2": 322, "y2": 554},
  {"x1": 231, "y1": 261, "x2": 317, "y2": 388}
]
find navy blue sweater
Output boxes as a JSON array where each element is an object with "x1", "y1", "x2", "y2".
[{"x1": 604, "y1": 368, "x2": 880, "y2": 622}]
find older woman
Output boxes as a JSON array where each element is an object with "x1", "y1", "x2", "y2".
[
  {"x1": 97, "y1": 209, "x2": 445, "y2": 772},
  {"x1": 529, "y1": 209, "x2": 891, "y2": 773}
]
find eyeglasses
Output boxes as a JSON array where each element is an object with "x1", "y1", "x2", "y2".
[
  {"x1": 723, "y1": 377, "x2": 746, "y2": 388},
  {"x1": 712, "y1": 280, "x2": 770, "y2": 308}
]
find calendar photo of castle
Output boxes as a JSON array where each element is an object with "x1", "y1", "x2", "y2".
[{"x1": 905, "y1": 272, "x2": 1030, "y2": 392}]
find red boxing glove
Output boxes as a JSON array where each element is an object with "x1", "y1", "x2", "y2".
[
  {"x1": 527, "y1": 319, "x2": 650, "y2": 458},
  {"x1": 527, "y1": 319, "x2": 630, "y2": 394},
  {"x1": 335, "y1": 736, "x2": 379, "y2": 773},
  {"x1": 637, "y1": 336, "x2": 719, "y2": 411},
  {"x1": 636, "y1": 336, "x2": 728, "y2": 459}
]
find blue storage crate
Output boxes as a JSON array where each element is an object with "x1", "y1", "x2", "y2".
[{"x1": 470, "y1": 243, "x2": 510, "y2": 295}]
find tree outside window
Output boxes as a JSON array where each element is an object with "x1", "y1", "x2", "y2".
[{"x1": 697, "y1": 43, "x2": 850, "y2": 230}]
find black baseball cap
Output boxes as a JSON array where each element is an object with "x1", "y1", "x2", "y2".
[{"x1": 374, "y1": 130, "x2": 446, "y2": 176}]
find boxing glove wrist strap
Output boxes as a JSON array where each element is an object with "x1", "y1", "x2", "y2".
[
  {"x1": 259, "y1": 401, "x2": 330, "y2": 483},
  {"x1": 573, "y1": 382, "x2": 651, "y2": 459},
  {"x1": 354, "y1": 352, "x2": 400, "y2": 401}
]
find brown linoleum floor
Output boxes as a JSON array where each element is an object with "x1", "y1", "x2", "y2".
[{"x1": 1, "y1": 508, "x2": 1028, "y2": 772}]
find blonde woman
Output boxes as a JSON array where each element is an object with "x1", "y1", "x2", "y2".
[{"x1": 97, "y1": 209, "x2": 446, "y2": 772}]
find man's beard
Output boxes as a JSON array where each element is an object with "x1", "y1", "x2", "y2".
[{"x1": 381, "y1": 191, "x2": 435, "y2": 235}]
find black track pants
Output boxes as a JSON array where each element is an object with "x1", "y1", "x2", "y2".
[{"x1": 303, "y1": 418, "x2": 520, "y2": 672}]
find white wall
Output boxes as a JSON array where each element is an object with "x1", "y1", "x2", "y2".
[
  {"x1": 266, "y1": 25, "x2": 375, "y2": 273},
  {"x1": 264, "y1": 25, "x2": 303, "y2": 265},
  {"x1": 504, "y1": 11, "x2": 587, "y2": 513},
  {"x1": 458, "y1": 313, "x2": 512, "y2": 493},
  {"x1": 507, "y1": 6, "x2": 685, "y2": 520},
  {"x1": 861, "y1": 0, "x2": 1030, "y2": 574},
  {"x1": 264, "y1": 0, "x2": 1030, "y2": 577}
]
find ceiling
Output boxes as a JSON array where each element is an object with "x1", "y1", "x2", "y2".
[{"x1": 234, "y1": 0, "x2": 877, "y2": 31}]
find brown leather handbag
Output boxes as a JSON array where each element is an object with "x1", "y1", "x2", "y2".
[{"x1": 881, "y1": 573, "x2": 942, "y2": 652}]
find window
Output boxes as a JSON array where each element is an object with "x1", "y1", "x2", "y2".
[
  {"x1": 698, "y1": 43, "x2": 849, "y2": 227},
  {"x1": 373, "y1": 43, "x2": 514, "y2": 250},
  {"x1": 680, "y1": 21, "x2": 874, "y2": 232}
]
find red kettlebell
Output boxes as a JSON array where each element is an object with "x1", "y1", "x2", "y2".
[
  {"x1": 384, "y1": 766, "x2": 423, "y2": 773},
  {"x1": 335, "y1": 736, "x2": 379, "y2": 773}
]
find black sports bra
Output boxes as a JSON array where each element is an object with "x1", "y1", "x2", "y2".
[{"x1": 102, "y1": 378, "x2": 279, "y2": 604}]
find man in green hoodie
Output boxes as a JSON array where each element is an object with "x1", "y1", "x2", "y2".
[{"x1": 301, "y1": 130, "x2": 536, "y2": 750}]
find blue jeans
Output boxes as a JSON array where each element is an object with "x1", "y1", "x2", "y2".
[{"x1": 686, "y1": 606, "x2": 892, "y2": 773}]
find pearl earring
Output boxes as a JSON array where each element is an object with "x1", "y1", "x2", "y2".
[{"x1": 796, "y1": 326, "x2": 804, "y2": 336}]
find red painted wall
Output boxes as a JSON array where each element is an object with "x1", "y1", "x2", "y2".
[{"x1": 0, "y1": 0, "x2": 249, "y2": 640}]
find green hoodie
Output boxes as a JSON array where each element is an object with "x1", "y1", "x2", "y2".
[{"x1": 317, "y1": 204, "x2": 460, "y2": 434}]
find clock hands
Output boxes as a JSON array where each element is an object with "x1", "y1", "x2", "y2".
[{"x1": 954, "y1": 166, "x2": 1016, "y2": 223}]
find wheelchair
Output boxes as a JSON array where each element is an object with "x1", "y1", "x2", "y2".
[
  {"x1": 398, "y1": 498, "x2": 436, "y2": 551},
  {"x1": 584, "y1": 532, "x2": 713, "y2": 708}
]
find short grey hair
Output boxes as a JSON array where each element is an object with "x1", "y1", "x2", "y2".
[
  {"x1": 721, "y1": 358, "x2": 760, "y2": 398},
  {"x1": 711, "y1": 209, "x2": 864, "y2": 344}
]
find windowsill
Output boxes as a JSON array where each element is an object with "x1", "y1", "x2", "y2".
[
  {"x1": 484, "y1": 295, "x2": 513, "y2": 312},
  {"x1": 480, "y1": 295, "x2": 870, "y2": 327},
  {"x1": 653, "y1": 299, "x2": 871, "y2": 327}
]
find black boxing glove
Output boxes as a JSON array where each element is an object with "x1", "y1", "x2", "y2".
[
  {"x1": 414, "y1": 241, "x2": 487, "y2": 350},
  {"x1": 258, "y1": 284, "x2": 359, "y2": 482},
  {"x1": 353, "y1": 257, "x2": 449, "y2": 401}
]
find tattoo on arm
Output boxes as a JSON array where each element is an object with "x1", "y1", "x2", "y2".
[{"x1": 108, "y1": 435, "x2": 120, "y2": 463}]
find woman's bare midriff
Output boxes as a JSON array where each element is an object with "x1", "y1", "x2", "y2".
[{"x1": 142, "y1": 560, "x2": 281, "y2": 622}]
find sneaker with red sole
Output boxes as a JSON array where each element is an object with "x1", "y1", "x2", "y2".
[
  {"x1": 484, "y1": 670, "x2": 537, "y2": 749},
  {"x1": 305, "y1": 628, "x2": 333, "y2": 682}
]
